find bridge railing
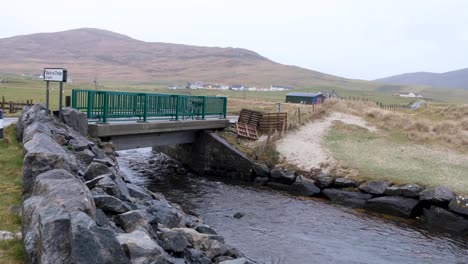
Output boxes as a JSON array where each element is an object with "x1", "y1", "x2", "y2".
[{"x1": 71, "y1": 89, "x2": 227, "y2": 123}]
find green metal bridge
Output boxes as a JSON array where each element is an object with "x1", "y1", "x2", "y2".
[{"x1": 71, "y1": 89, "x2": 227, "y2": 123}]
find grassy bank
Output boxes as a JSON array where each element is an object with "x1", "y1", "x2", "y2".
[
  {"x1": 324, "y1": 121, "x2": 468, "y2": 195},
  {"x1": 0, "y1": 125, "x2": 24, "y2": 263}
]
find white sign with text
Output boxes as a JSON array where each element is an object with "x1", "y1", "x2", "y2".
[{"x1": 43, "y1": 68, "x2": 67, "y2": 82}]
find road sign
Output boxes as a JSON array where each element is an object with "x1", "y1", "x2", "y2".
[
  {"x1": 43, "y1": 68, "x2": 67, "y2": 120},
  {"x1": 43, "y1": 68, "x2": 67, "y2": 82}
]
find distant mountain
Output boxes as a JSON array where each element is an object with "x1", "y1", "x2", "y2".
[
  {"x1": 375, "y1": 68, "x2": 468, "y2": 90},
  {"x1": 0, "y1": 28, "x2": 364, "y2": 88}
]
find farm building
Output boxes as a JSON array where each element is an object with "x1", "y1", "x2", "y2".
[{"x1": 285, "y1": 92, "x2": 326, "y2": 104}]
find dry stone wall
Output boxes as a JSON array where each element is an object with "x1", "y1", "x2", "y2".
[{"x1": 19, "y1": 104, "x2": 252, "y2": 264}]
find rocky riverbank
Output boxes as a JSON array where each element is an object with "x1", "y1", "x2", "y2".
[
  {"x1": 150, "y1": 144, "x2": 468, "y2": 237},
  {"x1": 18, "y1": 104, "x2": 251, "y2": 264}
]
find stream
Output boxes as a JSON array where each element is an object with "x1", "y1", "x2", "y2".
[{"x1": 117, "y1": 148, "x2": 468, "y2": 264}]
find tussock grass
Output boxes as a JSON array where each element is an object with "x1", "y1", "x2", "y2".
[
  {"x1": 0, "y1": 125, "x2": 24, "y2": 263},
  {"x1": 324, "y1": 122, "x2": 468, "y2": 194}
]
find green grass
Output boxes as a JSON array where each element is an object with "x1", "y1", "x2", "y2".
[
  {"x1": 0, "y1": 125, "x2": 24, "y2": 263},
  {"x1": 3, "y1": 74, "x2": 466, "y2": 117},
  {"x1": 324, "y1": 122, "x2": 468, "y2": 195}
]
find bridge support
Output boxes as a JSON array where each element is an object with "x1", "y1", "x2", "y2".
[{"x1": 154, "y1": 132, "x2": 255, "y2": 181}]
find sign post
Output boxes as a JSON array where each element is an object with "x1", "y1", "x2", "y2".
[
  {"x1": 46, "y1": 81, "x2": 50, "y2": 114},
  {"x1": 43, "y1": 68, "x2": 67, "y2": 119},
  {"x1": 0, "y1": 109, "x2": 3, "y2": 141}
]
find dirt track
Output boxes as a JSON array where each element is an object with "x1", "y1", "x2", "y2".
[{"x1": 276, "y1": 112, "x2": 376, "y2": 171}]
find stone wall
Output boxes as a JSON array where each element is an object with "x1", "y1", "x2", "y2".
[
  {"x1": 155, "y1": 132, "x2": 255, "y2": 182},
  {"x1": 19, "y1": 104, "x2": 252, "y2": 264}
]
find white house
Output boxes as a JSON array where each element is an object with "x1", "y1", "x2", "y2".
[{"x1": 398, "y1": 92, "x2": 423, "y2": 98}]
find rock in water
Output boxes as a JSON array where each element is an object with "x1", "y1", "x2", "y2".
[
  {"x1": 384, "y1": 184, "x2": 423, "y2": 198},
  {"x1": 423, "y1": 206, "x2": 468, "y2": 235},
  {"x1": 233, "y1": 212, "x2": 244, "y2": 219},
  {"x1": 365, "y1": 196, "x2": 421, "y2": 218},
  {"x1": 270, "y1": 168, "x2": 296, "y2": 184},
  {"x1": 292, "y1": 175, "x2": 321, "y2": 196},
  {"x1": 359, "y1": 181, "x2": 390, "y2": 195},
  {"x1": 333, "y1": 178, "x2": 359, "y2": 188},
  {"x1": 322, "y1": 189, "x2": 372, "y2": 208},
  {"x1": 419, "y1": 186, "x2": 454, "y2": 205},
  {"x1": 448, "y1": 196, "x2": 468, "y2": 217}
]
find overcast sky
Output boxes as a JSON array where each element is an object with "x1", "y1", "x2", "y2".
[{"x1": 1, "y1": 0, "x2": 468, "y2": 80}]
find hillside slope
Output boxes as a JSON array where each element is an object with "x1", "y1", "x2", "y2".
[
  {"x1": 0, "y1": 28, "x2": 365, "y2": 88},
  {"x1": 375, "y1": 68, "x2": 468, "y2": 90}
]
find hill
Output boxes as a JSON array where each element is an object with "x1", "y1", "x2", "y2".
[
  {"x1": 0, "y1": 28, "x2": 366, "y2": 89},
  {"x1": 375, "y1": 68, "x2": 468, "y2": 90}
]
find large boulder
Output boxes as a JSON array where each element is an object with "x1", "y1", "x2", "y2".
[
  {"x1": 22, "y1": 170, "x2": 128, "y2": 264},
  {"x1": 183, "y1": 248, "x2": 212, "y2": 264},
  {"x1": 115, "y1": 210, "x2": 156, "y2": 234},
  {"x1": 117, "y1": 229, "x2": 170, "y2": 264},
  {"x1": 22, "y1": 169, "x2": 96, "y2": 231},
  {"x1": 359, "y1": 181, "x2": 390, "y2": 195},
  {"x1": 252, "y1": 163, "x2": 270, "y2": 178},
  {"x1": 27, "y1": 209, "x2": 129, "y2": 264},
  {"x1": 292, "y1": 176, "x2": 320, "y2": 196},
  {"x1": 365, "y1": 196, "x2": 422, "y2": 218},
  {"x1": 322, "y1": 189, "x2": 372, "y2": 208},
  {"x1": 84, "y1": 162, "x2": 115, "y2": 181},
  {"x1": 419, "y1": 186, "x2": 454, "y2": 205},
  {"x1": 93, "y1": 195, "x2": 132, "y2": 214},
  {"x1": 384, "y1": 184, "x2": 423, "y2": 198},
  {"x1": 448, "y1": 196, "x2": 468, "y2": 217},
  {"x1": 171, "y1": 228, "x2": 229, "y2": 259},
  {"x1": 160, "y1": 231, "x2": 189, "y2": 253},
  {"x1": 126, "y1": 183, "x2": 155, "y2": 201},
  {"x1": 423, "y1": 206, "x2": 468, "y2": 235},
  {"x1": 17, "y1": 103, "x2": 50, "y2": 142},
  {"x1": 145, "y1": 200, "x2": 183, "y2": 228},
  {"x1": 316, "y1": 173, "x2": 334, "y2": 188},
  {"x1": 61, "y1": 107, "x2": 88, "y2": 137},
  {"x1": 95, "y1": 176, "x2": 132, "y2": 202},
  {"x1": 22, "y1": 133, "x2": 80, "y2": 198},
  {"x1": 270, "y1": 168, "x2": 296, "y2": 184},
  {"x1": 333, "y1": 178, "x2": 359, "y2": 188}
]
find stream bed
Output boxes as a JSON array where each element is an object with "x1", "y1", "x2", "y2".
[{"x1": 117, "y1": 148, "x2": 468, "y2": 264}]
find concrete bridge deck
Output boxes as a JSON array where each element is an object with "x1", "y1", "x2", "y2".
[{"x1": 89, "y1": 119, "x2": 230, "y2": 150}]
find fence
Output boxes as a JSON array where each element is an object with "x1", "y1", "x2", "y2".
[
  {"x1": 338, "y1": 96, "x2": 410, "y2": 111},
  {"x1": 0, "y1": 96, "x2": 34, "y2": 113},
  {"x1": 71, "y1": 89, "x2": 227, "y2": 123}
]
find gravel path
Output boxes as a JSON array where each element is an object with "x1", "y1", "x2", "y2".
[{"x1": 276, "y1": 112, "x2": 377, "y2": 171}]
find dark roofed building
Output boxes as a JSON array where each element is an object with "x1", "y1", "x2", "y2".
[{"x1": 286, "y1": 92, "x2": 326, "y2": 104}]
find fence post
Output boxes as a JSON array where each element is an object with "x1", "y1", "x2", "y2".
[
  {"x1": 0, "y1": 109, "x2": 3, "y2": 141},
  {"x1": 71, "y1": 90, "x2": 77, "y2": 108},
  {"x1": 9, "y1": 101, "x2": 13, "y2": 113},
  {"x1": 223, "y1": 97, "x2": 227, "y2": 119},
  {"x1": 143, "y1": 94, "x2": 148, "y2": 122},
  {"x1": 175, "y1": 95, "x2": 179, "y2": 121},
  {"x1": 202, "y1": 97, "x2": 206, "y2": 120},
  {"x1": 86, "y1": 91, "x2": 92, "y2": 118},
  {"x1": 103, "y1": 92, "x2": 108, "y2": 124}
]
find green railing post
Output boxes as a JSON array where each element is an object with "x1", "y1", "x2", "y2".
[
  {"x1": 202, "y1": 97, "x2": 206, "y2": 120},
  {"x1": 103, "y1": 92, "x2": 108, "y2": 123},
  {"x1": 143, "y1": 94, "x2": 148, "y2": 122},
  {"x1": 175, "y1": 95, "x2": 179, "y2": 121},
  {"x1": 223, "y1": 97, "x2": 227, "y2": 118},
  {"x1": 71, "y1": 90, "x2": 77, "y2": 108},
  {"x1": 86, "y1": 91, "x2": 92, "y2": 118}
]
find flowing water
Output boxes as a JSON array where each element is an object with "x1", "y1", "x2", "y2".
[{"x1": 118, "y1": 148, "x2": 468, "y2": 264}]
